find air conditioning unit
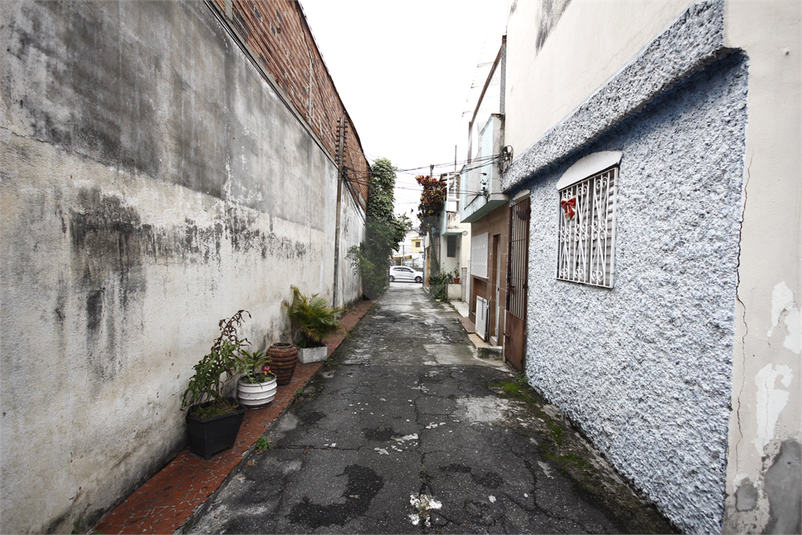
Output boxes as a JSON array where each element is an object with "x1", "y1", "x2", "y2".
[{"x1": 475, "y1": 296, "x2": 489, "y2": 341}]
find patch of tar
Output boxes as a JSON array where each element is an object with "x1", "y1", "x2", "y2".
[{"x1": 287, "y1": 465, "x2": 383, "y2": 528}]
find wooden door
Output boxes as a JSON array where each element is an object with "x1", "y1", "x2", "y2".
[{"x1": 504, "y1": 197, "x2": 530, "y2": 371}]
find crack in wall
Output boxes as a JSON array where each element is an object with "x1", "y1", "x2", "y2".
[{"x1": 733, "y1": 152, "x2": 753, "y2": 475}]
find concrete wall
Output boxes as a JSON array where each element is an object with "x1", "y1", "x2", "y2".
[
  {"x1": 503, "y1": 1, "x2": 801, "y2": 533},
  {"x1": 504, "y1": 0, "x2": 691, "y2": 155},
  {"x1": 208, "y1": 0, "x2": 370, "y2": 208},
  {"x1": 0, "y1": 1, "x2": 365, "y2": 532},
  {"x1": 722, "y1": 2, "x2": 801, "y2": 533}
]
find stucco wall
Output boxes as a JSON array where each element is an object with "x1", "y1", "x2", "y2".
[
  {"x1": 504, "y1": 0, "x2": 692, "y2": 157},
  {"x1": 722, "y1": 2, "x2": 802, "y2": 533},
  {"x1": 521, "y1": 52, "x2": 747, "y2": 534},
  {"x1": 0, "y1": 2, "x2": 363, "y2": 532},
  {"x1": 335, "y1": 182, "x2": 367, "y2": 309},
  {"x1": 503, "y1": 0, "x2": 801, "y2": 532}
]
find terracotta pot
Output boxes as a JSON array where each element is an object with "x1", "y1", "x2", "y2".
[{"x1": 267, "y1": 342, "x2": 298, "y2": 386}]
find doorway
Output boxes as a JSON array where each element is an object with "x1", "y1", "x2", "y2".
[{"x1": 504, "y1": 196, "x2": 530, "y2": 371}]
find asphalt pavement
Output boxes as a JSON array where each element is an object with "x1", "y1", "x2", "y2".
[{"x1": 184, "y1": 284, "x2": 676, "y2": 534}]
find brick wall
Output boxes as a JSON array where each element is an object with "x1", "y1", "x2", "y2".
[{"x1": 210, "y1": 0, "x2": 369, "y2": 208}]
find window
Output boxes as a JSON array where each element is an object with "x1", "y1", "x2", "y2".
[
  {"x1": 556, "y1": 158, "x2": 618, "y2": 288},
  {"x1": 471, "y1": 233, "x2": 488, "y2": 278},
  {"x1": 447, "y1": 235, "x2": 457, "y2": 258}
]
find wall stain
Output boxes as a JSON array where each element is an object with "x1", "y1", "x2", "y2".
[
  {"x1": 67, "y1": 187, "x2": 310, "y2": 384},
  {"x1": 536, "y1": 0, "x2": 572, "y2": 52}
]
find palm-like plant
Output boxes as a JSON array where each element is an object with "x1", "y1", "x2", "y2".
[{"x1": 283, "y1": 286, "x2": 344, "y2": 348}]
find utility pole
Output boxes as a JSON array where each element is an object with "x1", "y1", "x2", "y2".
[{"x1": 332, "y1": 115, "x2": 345, "y2": 307}]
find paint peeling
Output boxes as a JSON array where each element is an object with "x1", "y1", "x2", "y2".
[
  {"x1": 768, "y1": 282, "x2": 801, "y2": 354},
  {"x1": 753, "y1": 364, "x2": 793, "y2": 455}
]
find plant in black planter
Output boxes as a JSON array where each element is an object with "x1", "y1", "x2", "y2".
[
  {"x1": 283, "y1": 285, "x2": 344, "y2": 364},
  {"x1": 182, "y1": 310, "x2": 251, "y2": 459}
]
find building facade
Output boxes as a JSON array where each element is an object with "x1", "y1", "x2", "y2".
[{"x1": 502, "y1": 1, "x2": 800, "y2": 533}]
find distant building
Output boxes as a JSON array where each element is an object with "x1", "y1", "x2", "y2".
[{"x1": 394, "y1": 230, "x2": 424, "y2": 269}]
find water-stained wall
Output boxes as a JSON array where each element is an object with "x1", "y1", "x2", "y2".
[{"x1": 0, "y1": 2, "x2": 365, "y2": 532}]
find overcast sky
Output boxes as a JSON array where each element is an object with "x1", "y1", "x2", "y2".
[{"x1": 300, "y1": 0, "x2": 507, "y2": 220}]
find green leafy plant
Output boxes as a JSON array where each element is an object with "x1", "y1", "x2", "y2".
[
  {"x1": 283, "y1": 286, "x2": 343, "y2": 348},
  {"x1": 235, "y1": 349, "x2": 274, "y2": 384},
  {"x1": 347, "y1": 158, "x2": 408, "y2": 299},
  {"x1": 429, "y1": 270, "x2": 451, "y2": 301},
  {"x1": 182, "y1": 310, "x2": 251, "y2": 416},
  {"x1": 255, "y1": 436, "x2": 273, "y2": 452}
]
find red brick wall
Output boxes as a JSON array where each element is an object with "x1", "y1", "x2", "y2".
[{"x1": 210, "y1": 0, "x2": 369, "y2": 208}]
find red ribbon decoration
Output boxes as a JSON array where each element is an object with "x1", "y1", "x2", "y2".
[{"x1": 561, "y1": 197, "x2": 576, "y2": 220}]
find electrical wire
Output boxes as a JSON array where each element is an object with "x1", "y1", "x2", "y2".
[{"x1": 342, "y1": 152, "x2": 506, "y2": 184}]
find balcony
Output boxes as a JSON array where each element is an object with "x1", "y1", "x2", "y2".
[{"x1": 460, "y1": 114, "x2": 507, "y2": 223}]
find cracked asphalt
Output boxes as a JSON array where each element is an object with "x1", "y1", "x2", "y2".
[{"x1": 185, "y1": 284, "x2": 676, "y2": 534}]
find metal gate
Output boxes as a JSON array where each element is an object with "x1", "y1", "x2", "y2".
[{"x1": 504, "y1": 196, "x2": 530, "y2": 371}]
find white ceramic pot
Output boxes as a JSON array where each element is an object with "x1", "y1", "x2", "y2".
[{"x1": 237, "y1": 376, "x2": 278, "y2": 408}]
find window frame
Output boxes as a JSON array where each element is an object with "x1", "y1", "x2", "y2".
[{"x1": 555, "y1": 152, "x2": 621, "y2": 289}]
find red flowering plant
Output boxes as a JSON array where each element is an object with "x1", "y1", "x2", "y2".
[
  {"x1": 234, "y1": 349, "x2": 275, "y2": 384},
  {"x1": 416, "y1": 175, "x2": 447, "y2": 232}
]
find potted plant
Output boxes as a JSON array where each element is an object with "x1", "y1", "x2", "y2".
[
  {"x1": 235, "y1": 349, "x2": 277, "y2": 409},
  {"x1": 451, "y1": 268, "x2": 461, "y2": 285},
  {"x1": 283, "y1": 285, "x2": 344, "y2": 364},
  {"x1": 182, "y1": 310, "x2": 250, "y2": 460}
]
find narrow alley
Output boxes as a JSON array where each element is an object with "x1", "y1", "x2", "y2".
[{"x1": 185, "y1": 285, "x2": 675, "y2": 534}]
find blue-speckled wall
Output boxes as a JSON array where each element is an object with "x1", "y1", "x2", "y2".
[{"x1": 521, "y1": 52, "x2": 747, "y2": 533}]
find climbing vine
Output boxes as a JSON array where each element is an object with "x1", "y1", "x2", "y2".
[{"x1": 348, "y1": 158, "x2": 408, "y2": 299}]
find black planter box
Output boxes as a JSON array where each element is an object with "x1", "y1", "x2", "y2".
[{"x1": 186, "y1": 400, "x2": 246, "y2": 460}]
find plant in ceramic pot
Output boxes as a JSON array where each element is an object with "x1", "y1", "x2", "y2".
[
  {"x1": 283, "y1": 285, "x2": 344, "y2": 364},
  {"x1": 235, "y1": 349, "x2": 277, "y2": 409},
  {"x1": 181, "y1": 310, "x2": 250, "y2": 459}
]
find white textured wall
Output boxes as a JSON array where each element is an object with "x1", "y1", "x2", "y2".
[
  {"x1": 523, "y1": 51, "x2": 747, "y2": 533},
  {"x1": 0, "y1": 2, "x2": 362, "y2": 532},
  {"x1": 504, "y1": 0, "x2": 801, "y2": 532},
  {"x1": 503, "y1": 1, "x2": 762, "y2": 532}
]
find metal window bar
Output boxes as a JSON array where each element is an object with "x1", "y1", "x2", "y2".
[{"x1": 557, "y1": 167, "x2": 617, "y2": 288}]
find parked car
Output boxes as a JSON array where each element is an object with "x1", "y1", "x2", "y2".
[{"x1": 389, "y1": 266, "x2": 423, "y2": 283}]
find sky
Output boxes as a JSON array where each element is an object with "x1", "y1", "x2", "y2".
[{"x1": 299, "y1": 0, "x2": 508, "y2": 221}]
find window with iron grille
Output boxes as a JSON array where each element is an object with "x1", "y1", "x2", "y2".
[{"x1": 557, "y1": 166, "x2": 618, "y2": 288}]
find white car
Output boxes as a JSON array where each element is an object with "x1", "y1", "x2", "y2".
[{"x1": 389, "y1": 265, "x2": 423, "y2": 283}]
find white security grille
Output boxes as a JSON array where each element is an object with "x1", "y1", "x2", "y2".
[{"x1": 557, "y1": 167, "x2": 617, "y2": 288}]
